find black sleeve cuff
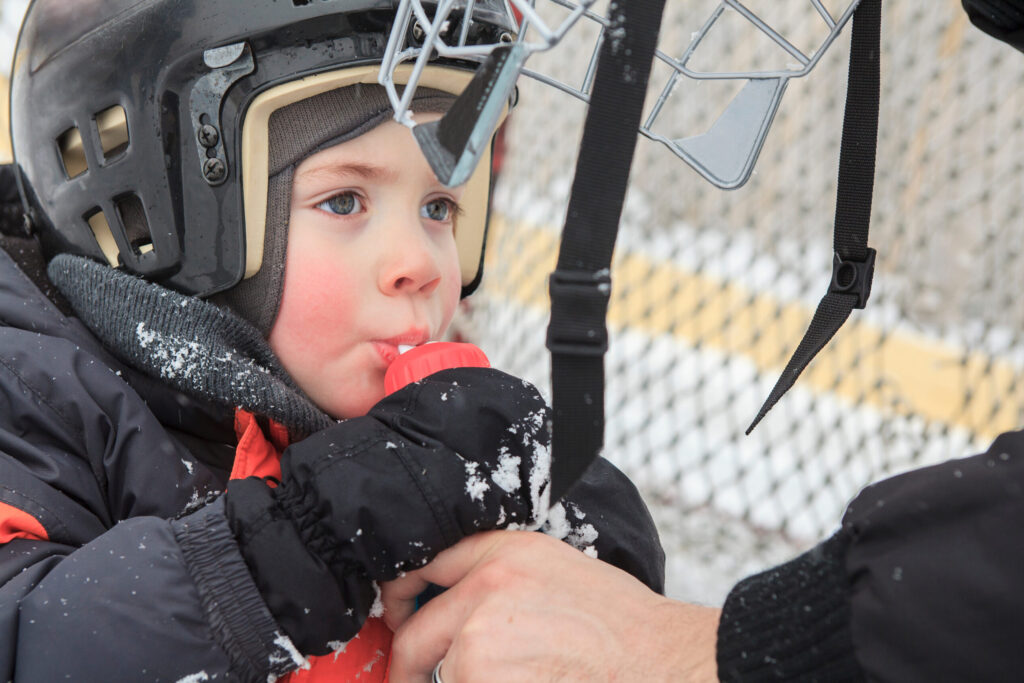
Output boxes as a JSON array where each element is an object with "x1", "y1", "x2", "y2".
[
  {"x1": 173, "y1": 496, "x2": 303, "y2": 681},
  {"x1": 962, "y1": 0, "x2": 1024, "y2": 52},
  {"x1": 716, "y1": 529, "x2": 865, "y2": 682}
]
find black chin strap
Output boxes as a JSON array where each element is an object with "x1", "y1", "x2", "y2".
[
  {"x1": 546, "y1": 0, "x2": 667, "y2": 502},
  {"x1": 747, "y1": 0, "x2": 882, "y2": 433}
]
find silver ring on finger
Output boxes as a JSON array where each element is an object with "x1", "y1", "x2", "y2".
[{"x1": 432, "y1": 658, "x2": 446, "y2": 683}]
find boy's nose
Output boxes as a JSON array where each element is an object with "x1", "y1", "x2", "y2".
[{"x1": 378, "y1": 218, "x2": 443, "y2": 296}]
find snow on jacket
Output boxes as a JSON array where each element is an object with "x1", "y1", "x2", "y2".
[{"x1": 0, "y1": 173, "x2": 665, "y2": 680}]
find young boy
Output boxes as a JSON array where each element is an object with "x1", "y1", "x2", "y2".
[{"x1": 0, "y1": 0, "x2": 664, "y2": 680}]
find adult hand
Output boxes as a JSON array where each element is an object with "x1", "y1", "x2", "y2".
[{"x1": 383, "y1": 530, "x2": 721, "y2": 682}]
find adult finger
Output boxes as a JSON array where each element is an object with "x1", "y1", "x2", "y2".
[
  {"x1": 381, "y1": 531, "x2": 508, "y2": 631},
  {"x1": 381, "y1": 573, "x2": 430, "y2": 631},
  {"x1": 386, "y1": 571, "x2": 485, "y2": 681},
  {"x1": 387, "y1": 531, "x2": 542, "y2": 681},
  {"x1": 410, "y1": 530, "x2": 510, "y2": 586}
]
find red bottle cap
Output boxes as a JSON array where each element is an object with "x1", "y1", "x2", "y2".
[{"x1": 384, "y1": 342, "x2": 490, "y2": 395}]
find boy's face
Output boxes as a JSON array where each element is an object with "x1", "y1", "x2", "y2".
[{"x1": 268, "y1": 116, "x2": 465, "y2": 419}]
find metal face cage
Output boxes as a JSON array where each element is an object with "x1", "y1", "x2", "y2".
[{"x1": 382, "y1": 0, "x2": 862, "y2": 189}]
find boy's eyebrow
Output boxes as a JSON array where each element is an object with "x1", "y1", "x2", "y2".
[{"x1": 296, "y1": 162, "x2": 399, "y2": 184}]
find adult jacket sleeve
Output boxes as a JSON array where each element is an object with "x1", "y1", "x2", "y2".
[
  {"x1": 716, "y1": 430, "x2": 1024, "y2": 682},
  {"x1": 962, "y1": 0, "x2": 1024, "y2": 53}
]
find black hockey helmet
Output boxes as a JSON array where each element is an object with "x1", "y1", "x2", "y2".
[{"x1": 9, "y1": 0, "x2": 515, "y2": 298}]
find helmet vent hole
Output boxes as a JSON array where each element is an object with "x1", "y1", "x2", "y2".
[
  {"x1": 115, "y1": 193, "x2": 154, "y2": 256},
  {"x1": 96, "y1": 105, "x2": 130, "y2": 162},
  {"x1": 84, "y1": 209, "x2": 120, "y2": 267},
  {"x1": 57, "y1": 127, "x2": 88, "y2": 179}
]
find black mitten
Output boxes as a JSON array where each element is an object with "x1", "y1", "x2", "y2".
[{"x1": 225, "y1": 367, "x2": 551, "y2": 654}]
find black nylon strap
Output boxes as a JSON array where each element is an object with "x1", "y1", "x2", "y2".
[
  {"x1": 747, "y1": 0, "x2": 881, "y2": 433},
  {"x1": 546, "y1": 0, "x2": 666, "y2": 501}
]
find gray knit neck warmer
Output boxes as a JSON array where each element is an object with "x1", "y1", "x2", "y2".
[{"x1": 48, "y1": 253, "x2": 336, "y2": 439}]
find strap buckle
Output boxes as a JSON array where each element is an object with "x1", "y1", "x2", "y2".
[
  {"x1": 546, "y1": 268, "x2": 611, "y2": 357},
  {"x1": 830, "y1": 247, "x2": 876, "y2": 309}
]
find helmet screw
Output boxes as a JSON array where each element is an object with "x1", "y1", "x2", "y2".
[
  {"x1": 203, "y1": 158, "x2": 226, "y2": 183},
  {"x1": 412, "y1": 22, "x2": 426, "y2": 42},
  {"x1": 499, "y1": 31, "x2": 515, "y2": 44},
  {"x1": 197, "y1": 124, "x2": 220, "y2": 148}
]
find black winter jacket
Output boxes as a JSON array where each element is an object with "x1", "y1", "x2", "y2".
[{"x1": 0, "y1": 182, "x2": 664, "y2": 679}]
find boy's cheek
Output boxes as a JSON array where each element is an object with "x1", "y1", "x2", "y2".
[
  {"x1": 441, "y1": 275, "x2": 462, "y2": 327},
  {"x1": 274, "y1": 256, "x2": 361, "y2": 351}
]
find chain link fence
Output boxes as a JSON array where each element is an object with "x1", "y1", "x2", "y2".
[{"x1": 454, "y1": 0, "x2": 1024, "y2": 601}]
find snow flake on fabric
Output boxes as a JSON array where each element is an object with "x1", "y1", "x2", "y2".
[
  {"x1": 327, "y1": 639, "x2": 351, "y2": 662},
  {"x1": 136, "y1": 321, "x2": 272, "y2": 384},
  {"x1": 136, "y1": 322, "x2": 201, "y2": 379},
  {"x1": 270, "y1": 631, "x2": 310, "y2": 672},
  {"x1": 491, "y1": 448, "x2": 521, "y2": 493},
  {"x1": 369, "y1": 581, "x2": 384, "y2": 618},
  {"x1": 464, "y1": 461, "x2": 490, "y2": 501},
  {"x1": 49, "y1": 254, "x2": 336, "y2": 438},
  {"x1": 541, "y1": 501, "x2": 599, "y2": 556},
  {"x1": 521, "y1": 408, "x2": 553, "y2": 527},
  {"x1": 363, "y1": 649, "x2": 386, "y2": 673}
]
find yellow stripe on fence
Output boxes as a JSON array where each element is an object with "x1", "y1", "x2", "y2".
[{"x1": 486, "y1": 214, "x2": 1022, "y2": 441}]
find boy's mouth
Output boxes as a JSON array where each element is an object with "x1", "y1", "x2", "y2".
[{"x1": 373, "y1": 331, "x2": 431, "y2": 365}]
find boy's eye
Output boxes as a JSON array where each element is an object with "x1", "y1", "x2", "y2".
[
  {"x1": 317, "y1": 192, "x2": 363, "y2": 216},
  {"x1": 421, "y1": 198, "x2": 456, "y2": 223}
]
